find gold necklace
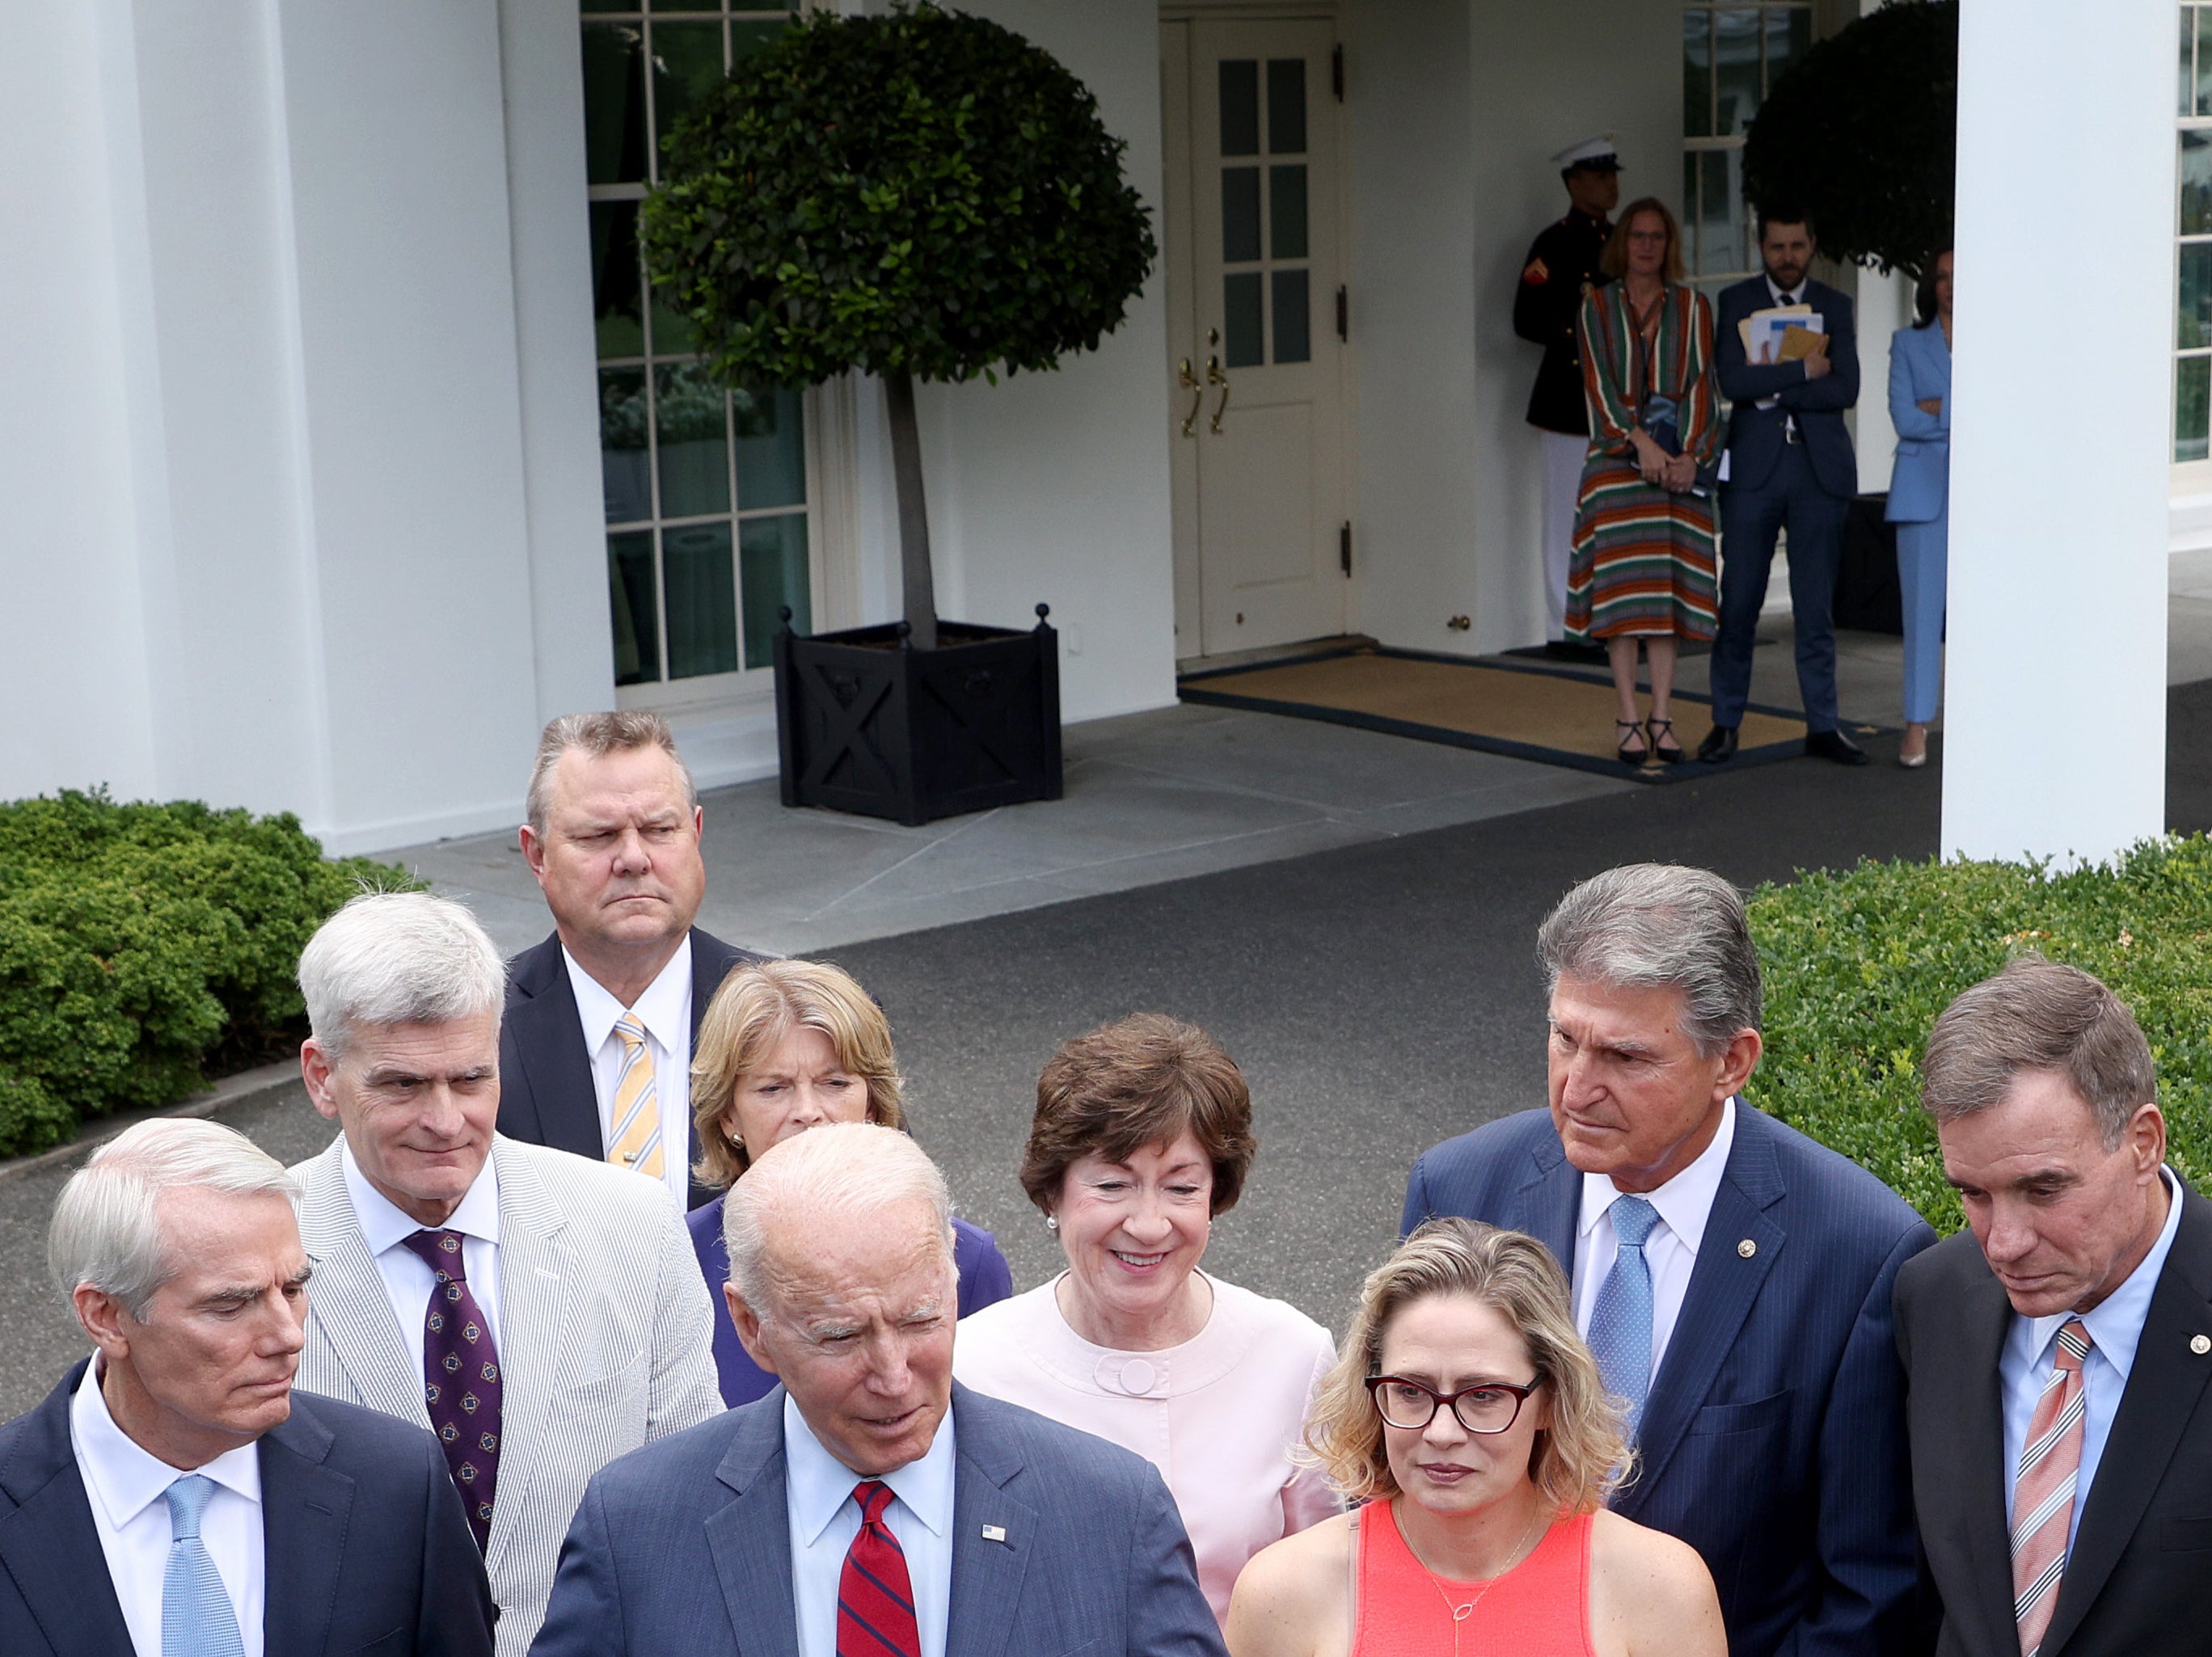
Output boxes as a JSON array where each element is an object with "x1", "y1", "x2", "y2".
[{"x1": 1399, "y1": 1501, "x2": 1546, "y2": 1654}]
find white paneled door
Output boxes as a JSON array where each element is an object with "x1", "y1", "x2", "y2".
[{"x1": 1164, "y1": 17, "x2": 1350, "y2": 658}]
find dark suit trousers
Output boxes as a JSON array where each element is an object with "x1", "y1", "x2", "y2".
[{"x1": 1710, "y1": 443, "x2": 1848, "y2": 732}]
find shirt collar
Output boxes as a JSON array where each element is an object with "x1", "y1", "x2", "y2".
[
  {"x1": 71, "y1": 1357, "x2": 263, "y2": 1529},
  {"x1": 1765, "y1": 274, "x2": 1803, "y2": 306},
  {"x1": 781, "y1": 1390, "x2": 957, "y2": 1547},
  {"x1": 2016, "y1": 1166, "x2": 2186, "y2": 1384},
  {"x1": 1578, "y1": 1096, "x2": 1737, "y2": 1258},
  {"x1": 340, "y1": 1136, "x2": 500, "y2": 1257},
  {"x1": 564, "y1": 935, "x2": 694, "y2": 1055}
]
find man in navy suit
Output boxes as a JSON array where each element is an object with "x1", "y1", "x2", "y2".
[
  {"x1": 531, "y1": 1121, "x2": 1223, "y2": 1657},
  {"x1": 1700, "y1": 208, "x2": 1868, "y2": 766},
  {"x1": 0, "y1": 1118, "x2": 493, "y2": 1657},
  {"x1": 1403, "y1": 864, "x2": 1933, "y2": 1657},
  {"x1": 497, "y1": 711, "x2": 764, "y2": 1210}
]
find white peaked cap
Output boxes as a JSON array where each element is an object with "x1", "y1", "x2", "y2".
[{"x1": 1552, "y1": 134, "x2": 1622, "y2": 171}]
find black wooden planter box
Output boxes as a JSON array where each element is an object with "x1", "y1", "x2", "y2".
[{"x1": 773, "y1": 607, "x2": 1063, "y2": 826}]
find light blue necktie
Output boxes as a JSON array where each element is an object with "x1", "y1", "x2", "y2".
[
  {"x1": 162, "y1": 1474, "x2": 245, "y2": 1657},
  {"x1": 1587, "y1": 1195, "x2": 1661, "y2": 1437}
]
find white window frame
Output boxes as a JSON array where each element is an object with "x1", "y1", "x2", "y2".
[{"x1": 2177, "y1": 4, "x2": 2212, "y2": 487}]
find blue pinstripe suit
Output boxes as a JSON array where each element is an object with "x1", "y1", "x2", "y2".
[{"x1": 1404, "y1": 1103, "x2": 1935, "y2": 1657}]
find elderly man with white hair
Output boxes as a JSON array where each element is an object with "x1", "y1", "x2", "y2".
[
  {"x1": 530, "y1": 1121, "x2": 1226, "y2": 1657},
  {"x1": 289, "y1": 891, "x2": 722, "y2": 1657},
  {"x1": 0, "y1": 1117, "x2": 496, "y2": 1656}
]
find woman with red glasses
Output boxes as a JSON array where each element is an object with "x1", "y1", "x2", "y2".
[{"x1": 1225, "y1": 1219, "x2": 1721, "y2": 1657}]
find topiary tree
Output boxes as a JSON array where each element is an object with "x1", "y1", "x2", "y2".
[
  {"x1": 1742, "y1": 0, "x2": 1957, "y2": 282},
  {"x1": 640, "y1": 2, "x2": 1157, "y2": 650}
]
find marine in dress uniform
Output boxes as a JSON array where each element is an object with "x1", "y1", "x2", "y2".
[{"x1": 1513, "y1": 135, "x2": 1619, "y2": 656}]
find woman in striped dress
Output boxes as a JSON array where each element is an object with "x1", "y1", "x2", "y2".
[{"x1": 1569, "y1": 198, "x2": 1721, "y2": 764}]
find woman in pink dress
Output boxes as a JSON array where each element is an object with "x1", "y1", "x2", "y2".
[{"x1": 953, "y1": 1014, "x2": 1337, "y2": 1627}]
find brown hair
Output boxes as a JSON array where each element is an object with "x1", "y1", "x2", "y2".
[
  {"x1": 1302, "y1": 1220, "x2": 1629, "y2": 1514},
  {"x1": 690, "y1": 959, "x2": 904, "y2": 1188},
  {"x1": 526, "y1": 710, "x2": 697, "y2": 835},
  {"x1": 1019, "y1": 1014, "x2": 1257, "y2": 1216},
  {"x1": 1599, "y1": 197, "x2": 1685, "y2": 284},
  {"x1": 1921, "y1": 954, "x2": 2155, "y2": 1150}
]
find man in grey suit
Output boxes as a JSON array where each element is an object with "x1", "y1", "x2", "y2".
[
  {"x1": 289, "y1": 891, "x2": 723, "y2": 1657},
  {"x1": 531, "y1": 1122, "x2": 1225, "y2": 1657}
]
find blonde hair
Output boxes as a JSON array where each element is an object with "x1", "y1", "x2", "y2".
[
  {"x1": 690, "y1": 959, "x2": 904, "y2": 1188},
  {"x1": 1303, "y1": 1219, "x2": 1629, "y2": 1515}
]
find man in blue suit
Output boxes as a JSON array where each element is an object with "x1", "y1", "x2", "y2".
[
  {"x1": 1700, "y1": 208, "x2": 1868, "y2": 766},
  {"x1": 1, "y1": 1118, "x2": 494, "y2": 1657},
  {"x1": 1403, "y1": 864, "x2": 1934, "y2": 1657},
  {"x1": 531, "y1": 1121, "x2": 1223, "y2": 1657}
]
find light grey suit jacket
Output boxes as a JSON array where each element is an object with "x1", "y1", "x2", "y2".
[{"x1": 293, "y1": 1134, "x2": 724, "y2": 1657}]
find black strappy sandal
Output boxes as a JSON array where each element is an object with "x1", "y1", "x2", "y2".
[
  {"x1": 1648, "y1": 717, "x2": 1684, "y2": 764},
  {"x1": 1615, "y1": 719, "x2": 1648, "y2": 765}
]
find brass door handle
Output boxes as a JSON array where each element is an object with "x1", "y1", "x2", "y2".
[
  {"x1": 1205, "y1": 355, "x2": 1229, "y2": 433},
  {"x1": 1178, "y1": 358, "x2": 1202, "y2": 437}
]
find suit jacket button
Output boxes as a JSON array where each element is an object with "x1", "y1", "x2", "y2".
[
  {"x1": 2193, "y1": 1334, "x2": 2210, "y2": 1355},
  {"x1": 1737, "y1": 1238, "x2": 1757, "y2": 1259}
]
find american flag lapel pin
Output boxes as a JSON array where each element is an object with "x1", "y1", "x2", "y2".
[{"x1": 981, "y1": 1524, "x2": 1007, "y2": 1543}]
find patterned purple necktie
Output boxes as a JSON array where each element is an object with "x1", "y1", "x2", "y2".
[{"x1": 402, "y1": 1229, "x2": 502, "y2": 1552}]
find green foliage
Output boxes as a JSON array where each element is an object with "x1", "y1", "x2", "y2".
[
  {"x1": 1747, "y1": 839, "x2": 2212, "y2": 1233},
  {"x1": 0, "y1": 790, "x2": 420, "y2": 1158},
  {"x1": 1742, "y1": 0, "x2": 1957, "y2": 280},
  {"x1": 640, "y1": 2, "x2": 1157, "y2": 390}
]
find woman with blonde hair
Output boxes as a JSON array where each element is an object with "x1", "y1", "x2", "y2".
[
  {"x1": 686, "y1": 957, "x2": 1011, "y2": 1404},
  {"x1": 1226, "y1": 1220, "x2": 1720, "y2": 1657}
]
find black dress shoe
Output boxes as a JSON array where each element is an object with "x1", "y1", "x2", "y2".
[
  {"x1": 1696, "y1": 724, "x2": 1739, "y2": 763},
  {"x1": 1805, "y1": 728, "x2": 1870, "y2": 766}
]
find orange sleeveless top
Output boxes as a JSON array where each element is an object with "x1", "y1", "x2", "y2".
[{"x1": 1349, "y1": 1499, "x2": 1596, "y2": 1656}]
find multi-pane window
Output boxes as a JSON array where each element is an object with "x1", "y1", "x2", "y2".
[
  {"x1": 1218, "y1": 58, "x2": 1314, "y2": 369},
  {"x1": 2179, "y1": 6, "x2": 2212, "y2": 462},
  {"x1": 1682, "y1": 3, "x2": 1814, "y2": 295},
  {"x1": 582, "y1": 3, "x2": 813, "y2": 690}
]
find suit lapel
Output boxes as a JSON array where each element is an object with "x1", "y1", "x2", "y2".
[
  {"x1": 1938, "y1": 1258, "x2": 2023, "y2": 1655},
  {"x1": 1512, "y1": 1131, "x2": 1581, "y2": 1280},
  {"x1": 944, "y1": 1389, "x2": 1036, "y2": 1657},
  {"x1": 2044, "y1": 1187, "x2": 2212, "y2": 1656},
  {"x1": 704, "y1": 1403, "x2": 800, "y2": 1657},
  {"x1": 504, "y1": 937, "x2": 605, "y2": 1159},
  {"x1": 0, "y1": 1365, "x2": 136, "y2": 1657},
  {"x1": 481, "y1": 1141, "x2": 576, "y2": 1581},
  {"x1": 1616, "y1": 1109, "x2": 1784, "y2": 1519},
  {"x1": 298, "y1": 1142, "x2": 428, "y2": 1423},
  {"x1": 258, "y1": 1400, "x2": 352, "y2": 1657}
]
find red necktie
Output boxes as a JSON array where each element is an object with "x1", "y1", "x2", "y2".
[{"x1": 837, "y1": 1481, "x2": 920, "y2": 1657}]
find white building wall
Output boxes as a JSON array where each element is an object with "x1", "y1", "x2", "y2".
[{"x1": 1346, "y1": 0, "x2": 1680, "y2": 657}]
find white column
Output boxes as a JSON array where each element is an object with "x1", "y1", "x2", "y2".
[{"x1": 1942, "y1": 0, "x2": 2174, "y2": 862}]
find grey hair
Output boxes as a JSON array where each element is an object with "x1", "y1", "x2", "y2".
[
  {"x1": 526, "y1": 710, "x2": 698, "y2": 837},
  {"x1": 1535, "y1": 864, "x2": 1762, "y2": 1056},
  {"x1": 1922, "y1": 955, "x2": 2155, "y2": 1150},
  {"x1": 298, "y1": 892, "x2": 506, "y2": 1063},
  {"x1": 50, "y1": 1118, "x2": 298, "y2": 1318},
  {"x1": 721, "y1": 1122, "x2": 954, "y2": 1317}
]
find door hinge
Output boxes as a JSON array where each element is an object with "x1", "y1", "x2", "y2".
[
  {"x1": 1332, "y1": 43, "x2": 1345, "y2": 102},
  {"x1": 1336, "y1": 285, "x2": 1348, "y2": 342},
  {"x1": 1340, "y1": 521, "x2": 1353, "y2": 577}
]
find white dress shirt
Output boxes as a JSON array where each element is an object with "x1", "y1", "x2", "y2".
[
  {"x1": 70, "y1": 1359, "x2": 265, "y2": 1657},
  {"x1": 2000, "y1": 1166, "x2": 2186, "y2": 1549},
  {"x1": 341, "y1": 1138, "x2": 503, "y2": 1376},
  {"x1": 1572, "y1": 1097, "x2": 1738, "y2": 1386},
  {"x1": 783, "y1": 1392, "x2": 956, "y2": 1657},
  {"x1": 564, "y1": 937, "x2": 693, "y2": 1206}
]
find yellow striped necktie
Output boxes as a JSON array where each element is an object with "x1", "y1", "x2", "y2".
[{"x1": 606, "y1": 1014, "x2": 663, "y2": 1179}]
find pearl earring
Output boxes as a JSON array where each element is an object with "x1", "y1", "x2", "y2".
[{"x1": 1045, "y1": 1213, "x2": 1059, "y2": 1233}]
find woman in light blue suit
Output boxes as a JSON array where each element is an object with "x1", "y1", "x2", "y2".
[{"x1": 1886, "y1": 248, "x2": 1952, "y2": 767}]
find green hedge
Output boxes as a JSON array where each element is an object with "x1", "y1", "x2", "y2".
[
  {"x1": 0, "y1": 791, "x2": 419, "y2": 1158},
  {"x1": 1746, "y1": 837, "x2": 2212, "y2": 1233}
]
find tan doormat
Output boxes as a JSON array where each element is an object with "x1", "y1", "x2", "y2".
[{"x1": 1180, "y1": 647, "x2": 1835, "y2": 782}]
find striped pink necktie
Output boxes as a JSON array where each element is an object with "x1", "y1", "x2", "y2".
[{"x1": 2012, "y1": 1319, "x2": 2091, "y2": 1656}]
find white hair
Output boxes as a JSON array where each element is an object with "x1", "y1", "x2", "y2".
[
  {"x1": 298, "y1": 892, "x2": 506, "y2": 1061},
  {"x1": 50, "y1": 1118, "x2": 298, "y2": 1318},
  {"x1": 721, "y1": 1122, "x2": 954, "y2": 1315}
]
